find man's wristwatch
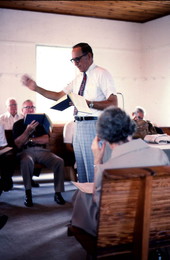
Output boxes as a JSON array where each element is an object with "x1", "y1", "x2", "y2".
[{"x1": 89, "y1": 102, "x2": 94, "y2": 108}]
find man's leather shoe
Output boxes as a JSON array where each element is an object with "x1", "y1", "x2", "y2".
[
  {"x1": 54, "y1": 192, "x2": 65, "y2": 205},
  {"x1": 24, "y1": 189, "x2": 33, "y2": 207},
  {"x1": 3, "y1": 177, "x2": 13, "y2": 192},
  {"x1": 31, "y1": 179, "x2": 39, "y2": 188},
  {"x1": 0, "y1": 179, "x2": 3, "y2": 195},
  {"x1": 0, "y1": 215, "x2": 8, "y2": 229},
  {"x1": 24, "y1": 197, "x2": 33, "y2": 207}
]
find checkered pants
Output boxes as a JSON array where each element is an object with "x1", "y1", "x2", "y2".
[{"x1": 73, "y1": 120, "x2": 97, "y2": 183}]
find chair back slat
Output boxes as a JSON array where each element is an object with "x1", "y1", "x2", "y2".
[{"x1": 149, "y1": 166, "x2": 170, "y2": 247}]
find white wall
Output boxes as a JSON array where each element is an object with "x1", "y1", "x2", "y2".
[
  {"x1": 0, "y1": 8, "x2": 170, "y2": 125},
  {"x1": 141, "y1": 16, "x2": 170, "y2": 125}
]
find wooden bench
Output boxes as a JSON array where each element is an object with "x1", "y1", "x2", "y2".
[
  {"x1": 68, "y1": 166, "x2": 170, "y2": 259},
  {"x1": 161, "y1": 127, "x2": 170, "y2": 136}
]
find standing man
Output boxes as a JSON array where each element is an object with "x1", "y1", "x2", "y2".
[
  {"x1": 21, "y1": 42, "x2": 117, "y2": 182},
  {"x1": 13, "y1": 99, "x2": 65, "y2": 207},
  {"x1": 0, "y1": 97, "x2": 23, "y2": 130}
]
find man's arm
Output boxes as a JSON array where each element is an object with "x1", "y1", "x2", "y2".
[
  {"x1": 21, "y1": 75, "x2": 65, "y2": 101},
  {"x1": 0, "y1": 146, "x2": 7, "y2": 150},
  {"x1": 86, "y1": 94, "x2": 118, "y2": 110},
  {"x1": 29, "y1": 135, "x2": 49, "y2": 145}
]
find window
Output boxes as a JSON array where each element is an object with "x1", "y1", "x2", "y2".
[{"x1": 36, "y1": 45, "x2": 76, "y2": 123}]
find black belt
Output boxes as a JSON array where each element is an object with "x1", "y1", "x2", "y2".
[{"x1": 75, "y1": 116, "x2": 98, "y2": 121}]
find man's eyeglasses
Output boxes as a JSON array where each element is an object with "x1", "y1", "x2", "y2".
[
  {"x1": 23, "y1": 106, "x2": 36, "y2": 109},
  {"x1": 70, "y1": 53, "x2": 88, "y2": 63},
  {"x1": 9, "y1": 104, "x2": 17, "y2": 107}
]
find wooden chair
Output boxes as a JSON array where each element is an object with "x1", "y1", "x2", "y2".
[{"x1": 68, "y1": 166, "x2": 170, "y2": 259}]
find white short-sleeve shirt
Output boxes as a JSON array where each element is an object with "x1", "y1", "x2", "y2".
[
  {"x1": 0, "y1": 112, "x2": 23, "y2": 130},
  {"x1": 0, "y1": 123, "x2": 7, "y2": 147},
  {"x1": 64, "y1": 63, "x2": 117, "y2": 117}
]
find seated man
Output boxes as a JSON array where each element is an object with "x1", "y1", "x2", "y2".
[
  {"x1": 0, "y1": 97, "x2": 23, "y2": 130},
  {"x1": 132, "y1": 106, "x2": 145, "y2": 120},
  {"x1": 0, "y1": 123, "x2": 14, "y2": 192},
  {"x1": 13, "y1": 99, "x2": 65, "y2": 207},
  {"x1": 132, "y1": 106, "x2": 163, "y2": 138},
  {"x1": 70, "y1": 106, "x2": 169, "y2": 236}
]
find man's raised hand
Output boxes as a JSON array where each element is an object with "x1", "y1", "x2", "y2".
[{"x1": 21, "y1": 74, "x2": 37, "y2": 91}]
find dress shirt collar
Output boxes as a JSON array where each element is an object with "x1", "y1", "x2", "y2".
[
  {"x1": 85, "y1": 63, "x2": 96, "y2": 77},
  {"x1": 5, "y1": 111, "x2": 20, "y2": 119}
]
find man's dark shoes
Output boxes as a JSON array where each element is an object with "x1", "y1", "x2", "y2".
[
  {"x1": 54, "y1": 192, "x2": 65, "y2": 205},
  {"x1": 31, "y1": 179, "x2": 39, "y2": 188},
  {"x1": 24, "y1": 197, "x2": 33, "y2": 207},
  {"x1": 0, "y1": 179, "x2": 3, "y2": 195},
  {"x1": 0, "y1": 215, "x2": 8, "y2": 229},
  {"x1": 24, "y1": 189, "x2": 33, "y2": 207},
  {"x1": 2, "y1": 177, "x2": 13, "y2": 192},
  {"x1": 24, "y1": 196, "x2": 33, "y2": 207}
]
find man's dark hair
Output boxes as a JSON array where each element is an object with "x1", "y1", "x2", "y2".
[
  {"x1": 96, "y1": 106, "x2": 136, "y2": 144},
  {"x1": 73, "y1": 42, "x2": 93, "y2": 57}
]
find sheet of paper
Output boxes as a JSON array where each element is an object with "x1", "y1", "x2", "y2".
[
  {"x1": 72, "y1": 181, "x2": 94, "y2": 194},
  {"x1": 144, "y1": 134, "x2": 170, "y2": 144},
  {"x1": 69, "y1": 92, "x2": 92, "y2": 114}
]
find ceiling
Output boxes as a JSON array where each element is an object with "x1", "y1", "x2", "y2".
[{"x1": 0, "y1": 1, "x2": 170, "y2": 23}]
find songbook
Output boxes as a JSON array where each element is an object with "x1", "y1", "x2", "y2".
[
  {"x1": 51, "y1": 92, "x2": 92, "y2": 114},
  {"x1": 24, "y1": 113, "x2": 52, "y2": 134},
  {"x1": 72, "y1": 181, "x2": 94, "y2": 194},
  {"x1": 144, "y1": 134, "x2": 170, "y2": 144}
]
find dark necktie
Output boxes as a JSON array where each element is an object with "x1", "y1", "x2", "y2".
[
  {"x1": 74, "y1": 72, "x2": 87, "y2": 115},
  {"x1": 78, "y1": 72, "x2": 87, "y2": 96}
]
